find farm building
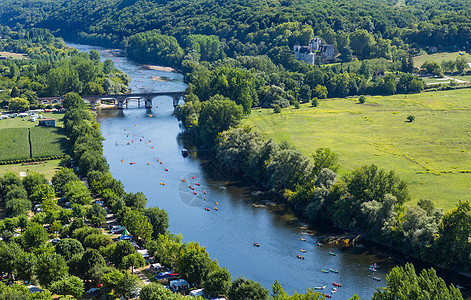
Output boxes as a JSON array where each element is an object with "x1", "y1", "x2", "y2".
[{"x1": 38, "y1": 119, "x2": 55, "y2": 127}]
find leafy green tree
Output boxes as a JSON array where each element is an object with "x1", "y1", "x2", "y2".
[
  {"x1": 267, "y1": 149, "x2": 313, "y2": 191},
  {"x1": 312, "y1": 148, "x2": 340, "y2": 175},
  {"x1": 10, "y1": 86, "x2": 20, "y2": 98},
  {"x1": 112, "y1": 240, "x2": 136, "y2": 267},
  {"x1": 203, "y1": 267, "x2": 232, "y2": 297},
  {"x1": 198, "y1": 94, "x2": 243, "y2": 145},
  {"x1": 63, "y1": 181, "x2": 92, "y2": 205},
  {"x1": 71, "y1": 227, "x2": 102, "y2": 244},
  {"x1": 455, "y1": 57, "x2": 467, "y2": 73},
  {"x1": 273, "y1": 104, "x2": 281, "y2": 113},
  {"x1": 312, "y1": 85, "x2": 328, "y2": 99},
  {"x1": 62, "y1": 92, "x2": 84, "y2": 109},
  {"x1": 86, "y1": 203, "x2": 106, "y2": 227},
  {"x1": 122, "y1": 209, "x2": 153, "y2": 243},
  {"x1": 52, "y1": 168, "x2": 80, "y2": 193},
  {"x1": 36, "y1": 252, "x2": 69, "y2": 287},
  {"x1": 0, "y1": 242, "x2": 24, "y2": 278},
  {"x1": 349, "y1": 29, "x2": 375, "y2": 58},
  {"x1": 228, "y1": 277, "x2": 269, "y2": 300},
  {"x1": 30, "y1": 184, "x2": 55, "y2": 204},
  {"x1": 5, "y1": 198, "x2": 32, "y2": 217},
  {"x1": 72, "y1": 249, "x2": 106, "y2": 280},
  {"x1": 22, "y1": 172, "x2": 48, "y2": 197},
  {"x1": 177, "y1": 242, "x2": 217, "y2": 286},
  {"x1": 55, "y1": 238, "x2": 84, "y2": 261},
  {"x1": 154, "y1": 234, "x2": 183, "y2": 270},
  {"x1": 49, "y1": 276, "x2": 84, "y2": 298},
  {"x1": 102, "y1": 270, "x2": 139, "y2": 299},
  {"x1": 5, "y1": 187, "x2": 27, "y2": 202},
  {"x1": 435, "y1": 201, "x2": 471, "y2": 270},
  {"x1": 0, "y1": 172, "x2": 22, "y2": 199},
  {"x1": 83, "y1": 233, "x2": 113, "y2": 250},
  {"x1": 15, "y1": 252, "x2": 37, "y2": 283},
  {"x1": 124, "y1": 192, "x2": 147, "y2": 211},
  {"x1": 372, "y1": 263, "x2": 463, "y2": 299},
  {"x1": 145, "y1": 207, "x2": 169, "y2": 239},
  {"x1": 23, "y1": 223, "x2": 48, "y2": 250},
  {"x1": 121, "y1": 253, "x2": 145, "y2": 273},
  {"x1": 8, "y1": 97, "x2": 29, "y2": 112}
]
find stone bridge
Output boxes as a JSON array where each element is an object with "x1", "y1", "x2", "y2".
[{"x1": 38, "y1": 91, "x2": 185, "y2": 110}]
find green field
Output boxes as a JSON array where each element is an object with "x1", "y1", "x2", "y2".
[
  {"x1": 244, "y1": 89, "x2": 471, "y2": 210},
  {"x1": 414, "y1": 51, "x2": 471, "y2": 68},
  {"x1": 0, "y1": 113, "x2": 68, "y2": 161},
  {"x1": 30, "y1": 127, "x2": 68, "y2": 157},
  {"x1": 0, "y1": 159, "x2": 63, "y2": 180},
  {"x1": 0, "y1": 128, "x2": 30, "y2": 160}
]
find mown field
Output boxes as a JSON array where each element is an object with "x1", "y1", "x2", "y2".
[
  {"x1": 0, "y1": 128, "x2": 30, "y2": 160},
  {"x1": 244, "y1": 89, "x2": 471, "y2": 210},
  {"x1": 414, "y1": 51, "x2": 471, "y2": 68},
  {"x1": 0, "y1": 159, "x2": 63, "y2": 180}
]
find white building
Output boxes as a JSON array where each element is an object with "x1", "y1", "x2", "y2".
[{"x1": 293, "y1": 37, "x2": 335, "y2": 65}]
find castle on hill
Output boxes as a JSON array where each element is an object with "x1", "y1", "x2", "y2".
[{"x1": 293, "y1": 37, "x2": 335, "y2": 65}]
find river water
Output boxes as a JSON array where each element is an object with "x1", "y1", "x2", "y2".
[{"x1": 67, "y1": 42, "x2": 470, "y2": 299}]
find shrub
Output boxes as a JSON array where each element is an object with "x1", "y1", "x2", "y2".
[
  {"x1": 273, "y1": 105, "x2": 281, "y2": 113},
  {"x1": 311, "y1": 98, "x2": 319, "y2": 107},
  {"x1": 407, "y1": 115, "x2": 415, "y2": 122},
  {"x1": 293, "y1": 101, "x2": 300, "y2": 109},
  {"x1": 359, "y1": 95, "x2": 366, "y2": 104}
]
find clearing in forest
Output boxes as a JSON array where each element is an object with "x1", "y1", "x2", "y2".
[{"x1": 244, "y1": 89, "x2": 471, "y2": 210}]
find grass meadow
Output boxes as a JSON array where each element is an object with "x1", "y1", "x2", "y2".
[
  {"x1": 244, "y1": 89, "x2": 471, "y2": 210},
  {"x1": 414, "y1": 51, "x2": 471, "y2": 68},
  {"x1": 0, "y1": 159, "x2": 63, "y2": 180}
]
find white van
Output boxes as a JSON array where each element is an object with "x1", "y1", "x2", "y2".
[{"x1": 189, "y1": 289, "x2": 204, "y2": 297}]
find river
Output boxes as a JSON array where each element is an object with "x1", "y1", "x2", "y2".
[{"x1": 67, "y1": 42, "x2": 470, "y2": 299}]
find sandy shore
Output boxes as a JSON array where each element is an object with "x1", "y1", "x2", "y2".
[{"x1": 144, "y1": 65, "x2": 177, "y2": 72}]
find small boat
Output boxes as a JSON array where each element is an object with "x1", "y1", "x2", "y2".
[
  {"x1": 129, "y1": 162, "x2": 136, "y2": 165},
  {"x1": 317, "y1": 241, "x2": 324, "y2": 246},
  {"x1": 219, "y1": 186, "x2": 226, "y2": 190},
  {"x1": 314, "y1": 286, "x2": 326, "y2": 290},
  {"x1": 330, "y1": 269, "x2": 339, "y2": 273},
  {"x1": 300, "y1": 249, "x2": 306, "y2": 253},
  {"x1": 181, "y1": 179, "x2": 186, "y2": 182},
  {"x1": 369, "y1": 263, "x2": 379, "y2": 269},
  {"x1": 159, "y1": 182, "x2": 165, "y2": 186},
  {"x1": 331, "y1": 288, "x2": 337, "y2": 294},
  {"x1": 328, "y1": 251, "x2": 336, "y2": 256},
  {"x1": 204, "y1": 208, "x2": 210, "y2": 211},
  {"x1": 195, "y1": 183, "x2": 200, "y2": 186},
  {"x1": 215, "y1": 201, "x2": 218, "y2": 205},
  {"x1": 192, "y1": 176, "x2": 196, "y2": 179},
  {"x1": 121, "y1": 160, "x2": 124, "y2": 163},
  {"x1": 165, "y1": 168, "x2": 168, "y2": 171},
  {"x1": 322, "y1": 294, "x2": 332, "y2": 298},
  {"x1": 253, "y1": 242, "x2": 260, "y2": 247},
  {"x1": 300, "y1": 238, "x2": 306, "y2": 241},
  {"x1": 296, "y1": 255, "x2": 304, "y2": 260},
  {"x1": 181, "y1": 149, "x2": 188, "y2": 157},
  {"x1": 373, "y1": 276, "x2": 381, "y2": 281},
  {"x1": 321, "y1": 270, "x2": 329, "y2": 273},
  {"x1": 332, "y1": 282, "x2": 342, "y2": 287},
  {"x1": 368, "y1": 267, "x2": 377, "y2": 272},
  {"x1": 203, "y1": 191, "x2": 207, "y2": 194},
  {"x1": 159, "y1": 162, "x2": 162, "y2": 164},
  {"x1": 193, "y1": 192, "x2": 197, "y2": 195},
  {"x1": 214, "y1": 207, "x2": 218, "y2": 211},
  {"x1": 147, "y1": 162, "x2": 149, "y2": 165}
]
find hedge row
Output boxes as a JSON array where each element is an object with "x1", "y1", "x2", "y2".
[{"x1": 0, "y1": 155, "x2": 67, "y2": 165}]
